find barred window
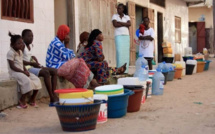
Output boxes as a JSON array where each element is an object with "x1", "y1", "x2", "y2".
[
  {"x1": 150, "y1": 0, "x2": 165, "y2": 8},
  {"x1": 1, "y1": 0, "x2": 34, "y2": 23}
]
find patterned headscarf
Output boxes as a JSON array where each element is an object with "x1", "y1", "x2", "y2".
[{"x1": 57, "y1": 25, "x2": 70, "y2": 41}]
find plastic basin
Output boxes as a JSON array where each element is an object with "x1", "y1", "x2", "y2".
[
  {"x1": 204, "y1": 60, "x2": 211, "y2": 71},
  {"x1": 123, "y1": 86, "x2": 144, "y2": 112},
  {"x1": 174, "y1": 68, "x2": 183, "y2": 79},
  {"x1": 197, "y1": 61, "x2": 206, "y2": 73},
  {"x1": 162, "y1": 57, "x2": 174, "y2": 63},
  {"x1": 108, "y1": 89, "x2": 134, "y2": 118},
  {"x1": 54, "y1": 100, "x2": 102, "y2": 132},
  {"x1": 167, "y1": 71, "x2": 175, "y2": 81},
  {"x1": 183, "y1": 56, "x2": 194, "y2": 62}
]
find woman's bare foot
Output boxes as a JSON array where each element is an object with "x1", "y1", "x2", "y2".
[{"x1": 117, "y1": 63, "x2": 127, "y2": 74}]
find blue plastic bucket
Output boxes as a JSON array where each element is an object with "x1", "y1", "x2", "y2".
[
  {"x1": 108, "y1": 89, "x2": 134, "y2": 118},
  {"x1": 204, "y1": 60, "x2": 211, "y2": 71}
]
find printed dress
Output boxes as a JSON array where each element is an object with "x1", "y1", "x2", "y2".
[
  {"x1": 46, "y1": 37, "x2": 93, "y2": 88},
  {"x1": 79, "y1": 40, "x2": 109, "y2": 84}
]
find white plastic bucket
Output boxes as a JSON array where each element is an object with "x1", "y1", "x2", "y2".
[{"x1": 93, "y1": 94, "x2": 108, "y2": 124}]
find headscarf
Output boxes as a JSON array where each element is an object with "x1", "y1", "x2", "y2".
[
  {"x1": 57, "y1": 25, "x2": 70, "y2": 41},
  {"x1": 80, "y1": 32, "x2": 89, "y2": 44},
  {"x1": 85, "y1": 29, "x2": 102, "y2": 48}
]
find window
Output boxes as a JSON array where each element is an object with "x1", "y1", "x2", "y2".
[
  {"x1": 150, "y1": 0, "x2": 165, "y2": 8},
  {"x1": 175, "y1": 16, "x2": 181, "y2": 43},
  {"x1": 1, "y1": 0, "x2": 34, "y2": 23}
]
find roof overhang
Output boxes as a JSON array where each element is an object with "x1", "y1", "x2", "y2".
[{"x1": 184, "y1": 0, "x2": 213, "y2": 7}]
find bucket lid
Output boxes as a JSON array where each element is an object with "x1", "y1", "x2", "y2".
[{"x1": 55, "y1": 88, "x2": 88, "y2": 93}]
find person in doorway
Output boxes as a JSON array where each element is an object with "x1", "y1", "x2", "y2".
[
  {"x1": 22, "y1": 29, "x2": 58, "y2": 106},
  {"x1": 46, "y1": 25, "x2": 100, "y2": 89},
  {"x1": 139, "y1": 17, "x2": 155, "y2": 70},
  {"x1": 112, "y1": 3, "x2": 131, "y2": 73},
  {"x1": 7, "y1": 32, "x2": 42, "y2": 109},
  {"x1": 79, "y1": 29, "x2": 127, "y2": 84}
]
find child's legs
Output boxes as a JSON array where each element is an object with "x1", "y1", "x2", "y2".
[
  {"x1": 29, "y1": 90, "x2": 39, "y2": 103},
  {"x1": 11, "y1": 72, "x2": 33, "y2": 104}
]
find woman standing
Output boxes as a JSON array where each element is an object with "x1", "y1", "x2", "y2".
[{"x1": 112, "y1": 3, "x2": 131, "y2": 73}]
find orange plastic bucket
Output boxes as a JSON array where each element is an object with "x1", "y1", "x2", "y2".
[
  {"x1": 174, "y1": 68, "x2": 183, "y2": 79},
  {"x1": 197, "y1": 62, "x2": 205, "y2": 73}
]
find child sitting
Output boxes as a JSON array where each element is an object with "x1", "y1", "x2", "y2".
[{"x1": 7, "y1": 32, "x2": 42, "y2": 109}]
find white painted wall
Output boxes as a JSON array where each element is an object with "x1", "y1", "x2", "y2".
[
  {"x1": 0, "y1": 0, "x2": 55, "y2": 74},
  {"x1": 163, "y1": 0, "x2": 189, "y2": 56}
]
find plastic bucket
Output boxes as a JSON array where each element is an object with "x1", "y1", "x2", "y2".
[
  {"x1": 162, "y1": 57, "x2": 174, "y2": 63},
  {"x1": 123, "y1": 85, "x2": 144, "y2": 112},
  {"x1": 108, "y1": 89, "x2": 134, "y2": 118},
  {"x1": 204, "y1": 60, "x2": 211, "y2": 71},
  {"x1": 186, "y1": 64, "x2": 195, "y2": 75},
  {"x1": 174, "y1": 68, "x2": 183, "y2": 79},
  {"x1": 183, "y1": 56, "x2": 194, "y2": 62},
  {"x1": 93, "y1": 95, "x2": 108, "y2": 124},
  {"x1": 167, "y1": 71, "x2": 175, "y2": 81},
  {"x1": 162, "y1": 72, "x2": 168, "y2": 85},
  {"x1": 197, "y1": 62, "x2": 206, "y2": 73},
  {"x1": 54, "y1": 100, "x2": 102, "y2": 132}
]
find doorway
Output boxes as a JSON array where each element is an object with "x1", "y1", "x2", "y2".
[{"x1": 157, "y1": 12, "x2": 163, "y2": 62}]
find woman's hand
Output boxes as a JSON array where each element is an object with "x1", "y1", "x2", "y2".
[{"x1": 23, "y1": 71, "x2": 30, "y2": 77}]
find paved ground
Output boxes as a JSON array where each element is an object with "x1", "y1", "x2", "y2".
[{"x1": 0, "y1": 59, "x2": 215, "y2": 134}]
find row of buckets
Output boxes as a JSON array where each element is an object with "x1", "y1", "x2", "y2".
[
  {"x1": 53, "y1": 58, "x2": 212, "y2": 132},
  {"x1": 53, "y1": 83, "x2": 150, "y2": 132},
  {"x1": 161, "y1": 59, "x2": 212, "y2": 85}
]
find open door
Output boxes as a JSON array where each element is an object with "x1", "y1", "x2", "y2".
[
  {"x1": 197, "y1": 22, "x2": 206, "y2": 53},
  {"x1": 143, "y1": 8, "x2": 154, "y2": 29},
  {"x1": 128, "y1": 1, "x2": 136, "y2": 65}
]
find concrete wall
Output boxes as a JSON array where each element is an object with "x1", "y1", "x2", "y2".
[
  {"x1": 0, "y1": 77, "x2": 75, "y2": 110},
  {"x1": 189, "y1": 6, "x2": 213, "y2": 28},
  {"x1": 0, "y1": 0, "x2": 55, "y2": 74},
  {"x1": 54, "y1": 0, "x2": 68, "y2": 34}
]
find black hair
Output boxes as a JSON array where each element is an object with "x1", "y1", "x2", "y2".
[
  {"x1": 118, "y1": 3, "x2": 128, "y2": 15},
  {"x1": 85, "y1": 29, "x2": 102, "y2": 48},
  {"x1": 143, "y1": 17, "x2": 150, "y2": 22},
  {"x1": 22, "y1": 29, "x2": 32, "y2": 37},
  {"x1": 8, "y1": 32, "x2": 22, "y2": 46}
]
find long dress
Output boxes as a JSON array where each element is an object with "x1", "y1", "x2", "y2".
[
  {"x1": 79, "y1": 40, "x2": 109, "y2": 84},
  {"x1": 46, "y1": 36, "x2": 93, "y2": 88}
]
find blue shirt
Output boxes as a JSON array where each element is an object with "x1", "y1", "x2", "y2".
[{"x1": 46, "y1": 37, "x2": 75, "y2": 69}]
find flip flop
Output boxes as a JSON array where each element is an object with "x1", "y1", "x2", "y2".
[
  {"x1": 17, "y1": 104, "x2": 28, "y2": 109},
  {"x1": 29, "y1": 102, "x2": 39, "y2": 108}
]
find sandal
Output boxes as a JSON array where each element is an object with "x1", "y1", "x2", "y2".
[
  {"x1": 29, "y1": 102, "x2": 39, "y2": 108},
  {"x1": 17, "y1": 104, "x2": 28, "y2": 109}
]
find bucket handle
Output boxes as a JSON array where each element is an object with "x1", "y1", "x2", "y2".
[{"x1": 126, "y1": 90, "x2": 134, "y2": 96}]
